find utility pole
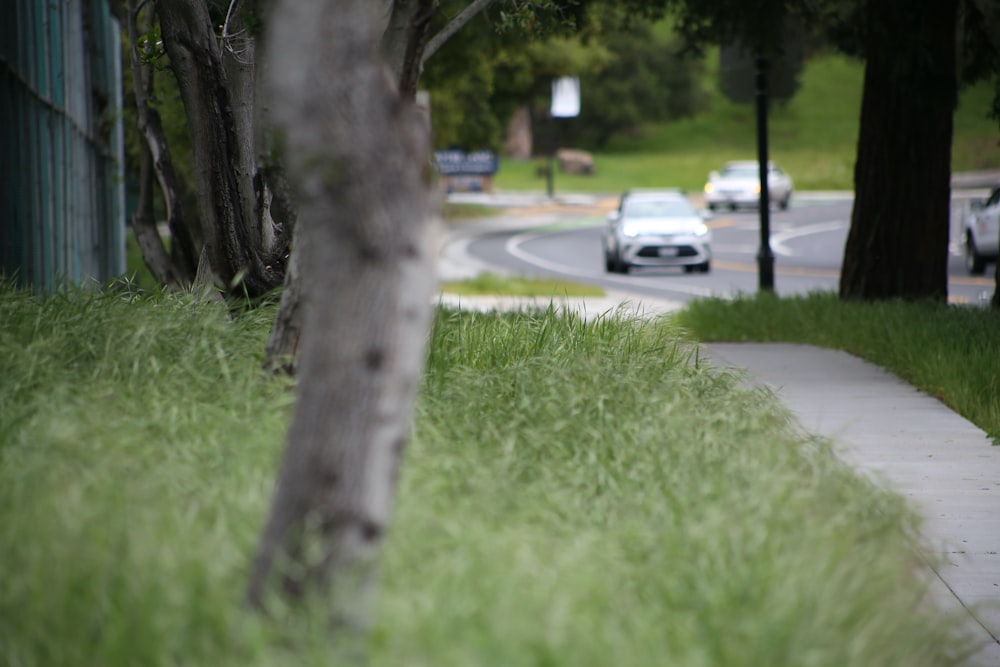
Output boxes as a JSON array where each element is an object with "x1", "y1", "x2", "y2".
[{"x1": 755, "y1": 55, "x2": 775, "y2": 292}]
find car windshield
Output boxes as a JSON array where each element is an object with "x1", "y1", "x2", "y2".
[
  {"x1": 623, "y1": 199, "x2": 695, "y2": 218},
  {"x1": 720, "y1": 165, "x2": 759, "y2": 179}
]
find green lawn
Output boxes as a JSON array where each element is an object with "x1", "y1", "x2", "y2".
[
  {"x1": 494, "y1": 54, "x2": 1000, "y2": 194},
  {"x1": 0, "y1": 284, "x2": 979, "y2": 666}
]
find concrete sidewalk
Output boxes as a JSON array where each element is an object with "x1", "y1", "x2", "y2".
[{"x1": 704, "y1": 343, "x2": 1000, "y2": 666}]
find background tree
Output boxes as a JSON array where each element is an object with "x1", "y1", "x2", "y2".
[
  {"x1": 836, "y1": 0, "x2": 957, "y2": 301},
  {"x1": 718, "y1": 17, "x2": 805, "y2": 105},
  {"x1": 571, "y1": 22, "x2": 707, "y2": 149}
]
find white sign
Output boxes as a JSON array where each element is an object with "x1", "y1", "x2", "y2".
[{"x1": 550, "y1": 77, "x2": 580, "y2": 118}]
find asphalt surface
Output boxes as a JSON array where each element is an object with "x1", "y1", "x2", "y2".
[{"x1": 437, "y1": 200, "x2": 1000, "y2": 665}]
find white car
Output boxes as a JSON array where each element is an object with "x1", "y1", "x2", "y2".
[
  {"x1": 704, "y1": 160, "x2": 794, "y2": 211},
  {"x1": 964, "y1": 185, "x2": 1000, "y2": 275},
  {"x1": 602, "y1": 189, "x2": 712, "y2": 274}
]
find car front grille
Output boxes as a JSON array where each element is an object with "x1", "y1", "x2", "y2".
[{"x1": 636, "y1": 245, "x2": 699, "y2": 258}]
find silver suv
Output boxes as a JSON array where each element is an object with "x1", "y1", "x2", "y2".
[
  {"x1": 964, "y1": 185, "x2": 1000, "y2": 275},
  {"x1": 602, "y1": 189, "x2": 712, "y2": 274}
]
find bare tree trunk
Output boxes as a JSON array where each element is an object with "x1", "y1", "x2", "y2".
[
  {"x1": 839, "y1": 0, "x2": 957, "y2": 302},
  {"x1": 156, "y1": 0, "x2": 283, "y2": 298},
  {"x1": 262, "y1": 224, "x2": 302, "y2": 376},
  {"x1": 221, "y1": 0, "x2": 275, "y2": 254},
  {"x1": 131, "y1": 143, "x2": 182, "y2": 286},
  {"x1": 128, "y1": 0, "x2": 198, "y2": 285},
  {"x1": 248, "y1": 0, "x2": 437, "y2": 639},
  {"x1": 261, "y1": 0, "x2": 495, "y2": 373}
]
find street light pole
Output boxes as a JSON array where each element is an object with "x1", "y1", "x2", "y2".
[{"x1": 755, "y1": 55, "x2": 775, "y2": 292}]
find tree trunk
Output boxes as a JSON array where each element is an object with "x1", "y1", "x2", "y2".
[
  {"x1": 839, "y1": 0, "x2": 957, "y2": 302},
  {"x1": 248, "y1": 0, "x2": 436, "y2": 639},
  {"x1": 128, "y1": 0, "x2": 198, "y2": 286},
  {"x1": 260, "y1": 0, "x2": 496, "y2": 373},
  {"x1": 131, "y1": 143, "x2": 183, "y2": 286},
  {"x1": 156, "y1": 0, "x2": 283, "y2": 298},
  {"x1": 262, "y1": 224, "x2": 302, "y2": 376}
]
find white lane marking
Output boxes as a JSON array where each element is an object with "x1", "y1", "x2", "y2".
[
  {"x1": 769, "y1": 220, "x2": 848, "y2": 256},
  {"x1": 504, "y1": 231, "x2": 720, "y2": 298}
]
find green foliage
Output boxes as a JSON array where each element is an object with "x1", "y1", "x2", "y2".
[
  {"x1": 440, "y1": 272, "x2": 604, "y2": 297},
  {"x1": 717, "y1": 18, "x2": 805, "y2": 104},
  {"x1": 567, "y1": 22, "x2": 708, "y2": 149},
  {"x1": 2, "y1": 281, "x2": 990, "y2": 664},
  {"x1": 0, "y1": 284, "x2": 980, "y2": 665}
]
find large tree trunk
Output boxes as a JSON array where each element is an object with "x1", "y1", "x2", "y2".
[
  {"x1": 156, "y1": 0, "x2": 283, "y2": 298},
  {"x1": 261, "y1": 0, "x2": 496, "y2": 373},
  {"x1": 248, "y1": 0, "x2": 437, "y2": 639},
  {"x1": 839, "y1": 0, "x2": 957, "y2": 302}
]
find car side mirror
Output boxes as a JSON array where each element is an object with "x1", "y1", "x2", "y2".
[
  {"x1": 708, "y1": 171, "x2": 720, "y2": 180},
  {"x1": 607, "y1": 210, "x2": 621, "y2": 223}
]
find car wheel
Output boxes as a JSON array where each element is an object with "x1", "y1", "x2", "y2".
[
  {"x1": 707, "y1": 203, "x2": 718, "y2": 211},
  {"x1": 699, "y1": 260, "x2": 711, "y2": 273},
  {"x1": 779, "y1": 194, "x2": 790, "y2": 210},
  {"x1": 966, "y1": 233, "x2": 987, "y2": 275},
  {"x1": 604, "y1": 253, "x2": 615, "y2": 272}
]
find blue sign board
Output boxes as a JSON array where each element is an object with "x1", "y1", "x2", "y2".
[{"x1": 434, "y1": 150, "x2": 499, "y2": 176}]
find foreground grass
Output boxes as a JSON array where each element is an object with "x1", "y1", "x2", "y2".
[
  {"x1": 675, "y1": 291, "x2": 1000, "y2": 442},
  {"x1": 0, "y1": 286, "x2": 978, "y2": 665}
]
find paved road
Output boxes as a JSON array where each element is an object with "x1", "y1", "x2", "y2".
[{"x1": 444, "y1": 192, "x2": 996, "y2": 306}]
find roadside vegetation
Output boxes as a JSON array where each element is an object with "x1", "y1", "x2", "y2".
[
  {"x1": 675, "y1": 291, "x2": 1000, "y2": 442},
  {"x1": 494, "y1": 54, "x2": 1000, "y2": 194},
  {"x1": 440, "y1": 272, "x2": 604, "y2": 297},
  {"x1": 0, "y1": 284, "x2": 980, "y2": 665}
]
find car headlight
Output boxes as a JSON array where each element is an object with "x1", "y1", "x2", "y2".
[
  {"x1": 621, "y1": 223, "x2": 642, "y2": 238},
  {"x1": 694, "y1": 223, "x2": 709, "y2": 237},
  {"x1": 704, "y1": 183, "x2": 714, "y2": 194}
]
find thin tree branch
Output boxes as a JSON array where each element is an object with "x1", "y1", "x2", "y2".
[{"x1": 421, "y1": 0, "x2": 496, "y2": 66}]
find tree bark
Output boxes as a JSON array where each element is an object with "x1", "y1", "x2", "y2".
[
  {"x1": 249, "y1": 0, "x2": 436, "y2": 639},
  {"x1": 839, "y1": 0, "x2": 957, "y2": 302},
  {"x1": 261, "y1": 0, "x2": 496, "y2": 373},
  {"x1": 131, "y1": 143, "x2": 183, "y2": 286},
  {"x1": 128, "y1": 0, "x2": 198, "y2": 286},
  {"x1": 262, "y1": 224, "x2": 302, "y2": 376},
  {"x1": 156, "y1": 0, "x2": 283, "y2": 298}
]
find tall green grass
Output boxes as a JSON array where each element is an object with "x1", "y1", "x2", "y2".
[
  {"x1": 0, "y1": 286, "x2": 979, "y2": 665},
  {"x1": 495, "y1": 54, "x2": 1000, "y2": 193},
  {"x1": 675, "y1": 291, "x2": 1000, "y2": 442}
]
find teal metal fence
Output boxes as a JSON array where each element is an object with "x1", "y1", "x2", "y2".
[{"x1": 1, "y1": 0, "x2": 125, "y2": 293}]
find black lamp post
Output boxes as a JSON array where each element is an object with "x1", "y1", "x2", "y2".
[{"x1": 755, "y1": 55, "x2": 775, "y2": 292}]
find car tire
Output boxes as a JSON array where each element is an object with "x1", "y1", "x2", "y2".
[
  {"x1": 707, "y1": 203, "x2": 718, "y2": 211},
  {"x1": 779, "y1": 194, "x2": 791, "y2": 210},
  {"x1": 966, "y1": 233, "x2": 987, "y2": 275},
  {"x1": 604, "y1": 253, "x2": 615, "y2": 272},
  {"x1": 699, "y1": 260, "x2": 711, "y2": 273}
]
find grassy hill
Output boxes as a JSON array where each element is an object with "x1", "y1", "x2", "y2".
[{"x1": 495, "y1": 54, "x2": 999, "y2": 193}]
